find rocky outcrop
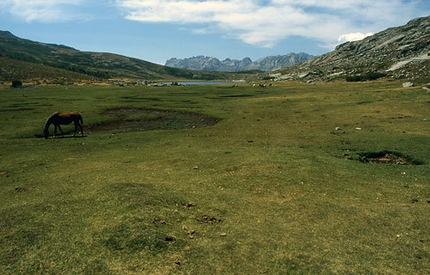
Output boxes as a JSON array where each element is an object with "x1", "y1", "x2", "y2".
[
  {"x1": 165, "y1": 53, "x2": 313, "y2": 72},
  {"x1": 273, "y1": 16, "x2": 430, "y2": 81}
]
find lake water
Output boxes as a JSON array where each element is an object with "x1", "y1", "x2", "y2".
[{"x1": 162, "y1": 81, "x2": 245, "y2": 86}]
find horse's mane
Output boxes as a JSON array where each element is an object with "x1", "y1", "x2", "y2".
[
  {"x1": 45, "y1": 112, "x2": 60, "y2": 126},
  {"x1": 48, "y1": 112, "x2": 60, "y2": 117}
]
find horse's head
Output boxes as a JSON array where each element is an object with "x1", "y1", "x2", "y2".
[{"x1": 43, "y1": 128, "x2": 49, "y2": 139}]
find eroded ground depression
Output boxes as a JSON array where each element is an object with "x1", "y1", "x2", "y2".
[{"x1": 86, "y1": 108, "x2": 219, "y2": 134}]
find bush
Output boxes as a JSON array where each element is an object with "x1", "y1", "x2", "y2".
[
  {"x1": 11, "y1": 80, "x2": 23, "y2": 88},
  {"x1": 346, "y1": 72, "x2": 386, "y2": 82}
]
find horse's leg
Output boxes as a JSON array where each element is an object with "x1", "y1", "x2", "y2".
[
  {"x1": 58, "y1": 125, "x2": 64, "y2": 137},
  {"x1": 73, "y1": 122, "x2": 77, "y2": 136},
  {"x1": 74, "y1": 122, "x2": 82, "y2": 136},
  {"x1": 73, "y1": 121, "x2": 83, "y2": 136},
  {"x1": 74, "y1": 120, "x2": 84, "y2": 137}
]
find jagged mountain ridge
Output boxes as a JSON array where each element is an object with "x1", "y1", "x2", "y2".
[
  {"x1": 165, "y1": 53, "x2": 313, "y2": 72},
  {"x1": 273, "y1": 16, "x2": 430, "y2": 81}
]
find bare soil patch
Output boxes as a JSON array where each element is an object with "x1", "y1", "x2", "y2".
[
  {"x1": 359, "y1": 151, "x2": 422, "y2": 165},
  {"x1": 86, "y1": 108, "x2": 219, "y2": 134},
  {"x1": 196, "y1": 215, "x2": 219, "y2": 224}
]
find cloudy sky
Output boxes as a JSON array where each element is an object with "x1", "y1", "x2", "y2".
[{"x1": 0, "y1": 0, "x2": 428, "y2": 64}]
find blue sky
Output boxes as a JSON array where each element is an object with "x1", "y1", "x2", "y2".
[{"x1": 0, "y1": 1, "x2": 428, "y2": 65}]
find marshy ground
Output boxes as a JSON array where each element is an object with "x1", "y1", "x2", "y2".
[{"x1": 86, "y1": 107, "x2": 219, "y2": 133}]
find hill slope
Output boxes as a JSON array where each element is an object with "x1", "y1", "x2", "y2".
[
  {"x1": 0, "y1": 31, "x2": 233, "y2": 84},
  {"x1": 165, "y1": 53, "x2": 313, "y2": 72},
  {"x1": 273, "y1": 16, "x2": 430, "y2": 82}
]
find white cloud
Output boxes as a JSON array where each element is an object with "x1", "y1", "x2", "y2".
[
  {"x1": 338, "y1": 32, "x2": 373, "y2": 43},
  {"x1": 0, "y1": 0, "x2": 84, "y2": 22},
  {"x1": 114, "y1": 0, "x2": 427, "y2": 49},
  {"x1": 1, "y1": 0, "x2": 427, "y2": 52}
]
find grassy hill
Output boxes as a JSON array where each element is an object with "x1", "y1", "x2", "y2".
[{"x1": 0, "y1": 31, "x2": 238, "y2": 84}]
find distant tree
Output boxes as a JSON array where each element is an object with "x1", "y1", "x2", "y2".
[{"x1": 11, "y1": 80, "x2": 22, "y2": 88}]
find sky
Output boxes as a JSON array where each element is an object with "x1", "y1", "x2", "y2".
[{"x1": 0, "y1": 1, "x2": 429, "y2": 65}]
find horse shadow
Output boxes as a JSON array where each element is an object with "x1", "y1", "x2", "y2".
[{"x1": 35, "y1": 132, "x2": 87, "y2": 139}]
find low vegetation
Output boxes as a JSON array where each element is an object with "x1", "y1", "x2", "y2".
[
  {"x1": 1, "y1": 81, "x2": 429, "y2": 274},
  {"x1": 345, "y1": 72, "x2": 387, "y2": 82}
]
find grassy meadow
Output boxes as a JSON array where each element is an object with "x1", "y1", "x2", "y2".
[{"x1": 1, "y1": 81, "x2": 429, "y2": 274}]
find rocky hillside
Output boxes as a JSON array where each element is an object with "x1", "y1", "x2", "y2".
[
  {"x1": 272, "y1": 16, "x2": 430, "y2": 82},
  {"x1": 165, "y1": 53, "x2": 313, "y2": 72},
  {"x1": 0, "y1": 31, "x2": 235, "y2": 84}
]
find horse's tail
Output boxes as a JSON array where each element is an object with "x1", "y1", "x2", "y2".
[{"x1": 79, "y1": 113, "x2": 83, "y2": 125}]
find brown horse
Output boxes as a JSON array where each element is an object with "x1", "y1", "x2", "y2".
[{"x1": 44, "y1": 112, "x2": 84, "y2": 139}]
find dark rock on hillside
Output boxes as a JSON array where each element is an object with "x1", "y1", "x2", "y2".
[
  {"x1": 165, "y1": 53, "x2": 313, "y2": 72},
  {"x1": 273, "y1": 16, "x2": 430, "y2": 82}
]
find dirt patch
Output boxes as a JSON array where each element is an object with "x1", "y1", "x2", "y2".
[
  {"x1": 196, "y1": 215, "x2": 219, "y2": 224},
  {"x1": 359, "y1": 151, "x2": 422, "y2": 165},
  {"x1": 86, "y1": 108, "x2": 219, "y2": 134}
]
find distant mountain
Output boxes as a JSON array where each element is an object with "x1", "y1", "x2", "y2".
[
  {"x1": 0, "y1": 31, "x2": 235, "y2": 84},
  {"x1": 165, "y1": 53, "x2": 313, "y2": 72},
  {"x1": 2, "y1": 15, "x2": 428, "y2": 86},
  {"x1": 272, "y1": 16, "x2": 430, "y2": 82}
]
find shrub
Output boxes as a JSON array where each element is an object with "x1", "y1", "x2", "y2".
[
  {"x1": 11, "y1": 80, "x2": 22, "y2": 88},
  {"x1": 346, "y1": 72, "x2": 386, "y2": 82}
]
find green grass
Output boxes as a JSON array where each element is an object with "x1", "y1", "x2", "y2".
[{"x1": 1, "y1": 81, "x2": 429, "y2": 274}]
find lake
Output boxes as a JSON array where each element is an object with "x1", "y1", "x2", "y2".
[{"x1": 161, "y1": 81, "x2": 246, "y2": 86}]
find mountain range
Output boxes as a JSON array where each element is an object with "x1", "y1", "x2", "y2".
[
  {"x1": 165, "y1": 53, "x2": 313, "y2": 72},
  {"x1": 1, "y1": 15, "x2": 429, "y2": 85}
]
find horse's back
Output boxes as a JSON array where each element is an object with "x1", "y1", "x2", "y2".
[{"x1": 59, "y1": 111, "x2": 80, "y2": 117}]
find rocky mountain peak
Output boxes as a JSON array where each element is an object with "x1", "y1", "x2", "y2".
[
  {"x1": 165, "y1": 53, "x2": 313, "y2": 72},
  {"x1": 273, "y1": 16, "x2": 430, "y2": 81}
]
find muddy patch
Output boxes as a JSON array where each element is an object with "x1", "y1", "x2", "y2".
[
  {"x1": 359, "y1": 151, "x2": 422, "y2": 165},
  {"x1": 86, "y1": 108, "x2": 219, "y2": 134}
]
